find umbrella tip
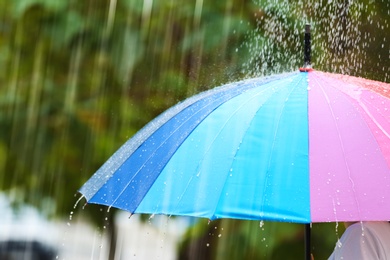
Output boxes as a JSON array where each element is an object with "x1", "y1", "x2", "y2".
[
  {"x1": 305, "y1": 24, "x2": 310, "y2": 33},
  {"x1": 300, "y1": 24, "x2": 313, "y2": 72}
]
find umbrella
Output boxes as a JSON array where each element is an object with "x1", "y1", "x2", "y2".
[{"x1": 79, "y1": 26, "x2": 390, "y2": 259}]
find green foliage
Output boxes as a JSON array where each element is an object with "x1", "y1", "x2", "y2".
[
  {"x1": 246, "y1": 0, "x2": 390, "y2": 81},
  {"x1": 179, "y1": 219, "x2": 339, "y2": 260},
  {"x1": 0, "y1": 0, "x2": 254, "y2": 218}
]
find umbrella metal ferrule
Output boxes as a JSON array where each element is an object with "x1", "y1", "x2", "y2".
[
  {"x1": 300, "y1": 24, "x2": 313, "y2": 72},
  {"x1": 304, "y1": 24, "x2": 311, "y2": 66}
]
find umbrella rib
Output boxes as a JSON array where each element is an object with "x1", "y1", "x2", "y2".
[
  {"x1": 353, "y1": 99, "x2": 390, "y2": 172},
  {"x1": 350, "y1": 91, "x2": 390, "y2": 140},
  {"x1": 356, "y1": 100, "x2": 390, "y2": 139},
  {"x1": 80, "y1": 73, "x2": 297, "y2": 201},
  {"x1": 171, "y1": 76, "x2": 300, "y2": 218},
  {"x1": 106, "y1": 79, "x2": 289, "y2": 210},
  {"x1": 314, "y1": 73, "x2": 390, "y2": 169},
  {"x1": 79, "y1": 82, "x2": 243, "y2": 200},
  {"x1": 259, "y1": 74, "x2": 305, "y2": 220},
  {"x1": 80, "y1": 73, "x2": 301, "y2": 204},
  {"x1": 320, "y1": 73, "x2": 390, "y2": 140},
  {"x1": 193, "y1": 77, "x2": 298, "y2": 176},
  {"x1": 211, "y1": 77, "x2": 302, "y2": 218},
  {"x1": 344, "y1": 80, "x2": 390, "y2": 172},
  {"x1": 312, "y1": 73, "x2": 362, "y2": 221},
  {"x1": 191, "y1": 74, "x2": 303, "y2": 219},
  {"x1": 106, "y1": 93, "x2": 243, "y2": 209}
]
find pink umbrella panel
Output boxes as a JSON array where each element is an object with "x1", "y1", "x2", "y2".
[{"x1": 308, "y1": 71, "x2": 390, "y2": 222}]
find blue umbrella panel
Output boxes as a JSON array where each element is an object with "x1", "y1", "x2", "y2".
[{"x1": 79, "y1": 72, "x2": 310, "y2": 223}]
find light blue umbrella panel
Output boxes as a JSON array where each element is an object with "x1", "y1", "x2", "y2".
[{"x1": 79, "y1": 72, "x2": 310, "y2": 223}]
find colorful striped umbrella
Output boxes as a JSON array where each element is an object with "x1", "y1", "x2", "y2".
[
  {"x1": 79, "y1": 26, "x2": 390, "y2": 259},
  {"x1": 79, "y1": 71, "x2": 390, "y2": 224}
]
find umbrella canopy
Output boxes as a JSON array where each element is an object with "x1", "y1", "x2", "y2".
[{"x1": 79, "y1": 70, "x2": 390, "y2": 224}]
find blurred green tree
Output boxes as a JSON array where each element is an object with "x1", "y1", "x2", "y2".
[
  {"x1": 0, "y1": 0, "x2": 252, "y2": 217},
  {"x1": 0, "y1": 0, "x2": 388, "y2": 259}
]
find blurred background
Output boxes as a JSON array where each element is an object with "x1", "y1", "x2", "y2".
[{"x1": 0, "y1": 0, "x2": 388, "y2": 259}]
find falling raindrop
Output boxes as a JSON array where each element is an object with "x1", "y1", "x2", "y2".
[
  {"x1": 73, "y1": 195, "x2": 85, "y2": 209},
  {"x1": 336, "y1": 239, "x2": 342, "y2": 248},
  {"x1": 259, "y1": 220, "x2": 265, "y2": 228}
]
